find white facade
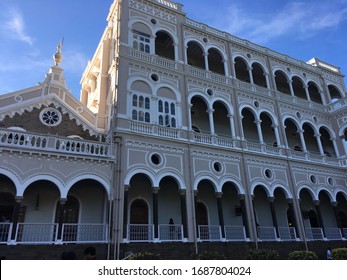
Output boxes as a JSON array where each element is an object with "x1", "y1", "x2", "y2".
[{"x1": 0, "y1": 0, "x2": 347, "y2": 258}]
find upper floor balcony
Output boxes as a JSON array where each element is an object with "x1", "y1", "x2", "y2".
[{"x1": 0, "y1": 129, "x2": 111, "y2": 159}]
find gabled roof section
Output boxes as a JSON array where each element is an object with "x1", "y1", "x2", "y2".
[{"x1": 0, "y1": 43, "x2": 105, "y2": 137}]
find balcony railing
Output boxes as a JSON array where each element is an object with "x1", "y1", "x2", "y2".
[
  {"x1": 0, "y1": 222, "x2": 12, "y2": 244},
  {"x1": 127, "y1": 224, "x2": 154, "y2": 242},
  {"x1": 278, "y1": 227, "x2": 297, "y2": 241},
  {"x1": 305, "y1": 227, "x2": 324, "y2": 240},
  {"x1": 257, "y1": 226, "x2": 277, "y2": 241},
  {"x1": 62, "y1": 224, "x2": 109, "y2": 243},
  {"x1": 158, "y1": 224, "x2": 184, "y2": 242},
  {"x1": 224, "y1": 226, "x2": 247, "y2": 241},
  {"x1": 0, "y1": 129, "x2": 110, "y2": 158},
  {"x1": 198, "y1": 225, "x2": 222, "y2": 241},
  {"x1": 16, "y1": 223, "x2": 58, "y2": 244},
  {"x1": 1, "y1": 223, "x2": 109, "y2": 244}
]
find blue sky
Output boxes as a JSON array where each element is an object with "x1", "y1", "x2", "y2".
[{"x1": 0, "y1": 0, "x2": 347, "y2": 99}]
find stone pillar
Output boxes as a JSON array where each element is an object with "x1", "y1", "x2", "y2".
[
  {"x1": 228, "y1": 114, "x2": 236, "y2": 139},
  {"x1": 203, "y1": 52, "x2": 209, "y2": 71},
  {"x1": 152, "y1": 188, "x2": 159, "y2": 239},
  {"x1": 10, "y1": 196, "x2": 23, "y2": 240},
  {"x1": 289, "y1": 80, "x2": 295, "y2": 97},
  {"x1": 314, "y1": 200, "x2": 325, "y2": 236},
  {"x1": 298, "y1": 129, "x2": 308, "y2": 152},
  {"x1": 180, "y1": 190, "x2": 188, "y2": 238},
  {"x1": 269, "y1": 197, "x2": 279, "y2": 238},
  {"x1": 216, "y1": 192, "x2": 225, "y2": 238},
  {"x1": 255, "y1": 120, "x2": 264, "y2": 144},
  {"x1": 239, "y1": 195, "x2": 250, "y2": 238},
  {"x1": 287, "y1": 199, "x2": 299, "y2": 238},
  {"x1": 332, "y1": 202, "x2": 342, "y2": 229},
  {"x1": 57, "y1": 198, "x2": 67, "y2": 240},
  {"x1": 272, "y1": 124, "x2": 281, "y2": 147},
  {"x1": 122, "y1": 185, "x2": 129, "y2": 239},
  {"x1": 314, "y1": 134, "x2": 325, "y2": 156},
  {"x1": 207, "y1": 109, "x2": 215, "y2": 135},
  {"x1": 248, "y1": 67, "x2": 254, "y2": 84}
]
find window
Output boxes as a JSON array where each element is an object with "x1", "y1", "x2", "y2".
[
  {"x1": 132, "y1": 94, "x2": 151, "y2": 123},
  {"x1": 133, "y1": 31, "x2": 150, "y2": 54},
  {"x1": 158, "y1": 99, "x2": 176, "y2": 128}
]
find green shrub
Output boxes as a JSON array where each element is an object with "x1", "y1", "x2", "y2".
[
  {"x1": 127, "y1": 252, "x2": 161, "y2": 260},
  {"x1": 247, "y1": 249, "x2": 279, "y2": 260},
  {"x1": 332, "y1": 248, "x2": 347, "y2": 260},
  {"x1": 193, "y1": 250, "x2": 227, "y2": 260},
  {"x1": 288, "y1": 250, "x2": 318, "y2": 260}
]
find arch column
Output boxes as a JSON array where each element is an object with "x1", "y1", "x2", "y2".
[
  {"x1": 304, "y1": 85, "x2": 311, "y2": 101},
  {"x1": 152, "y1": 188, "x2": 159, "y2": 239},
  {"x1": 222, "y1": 59, "x2": 229, "y2": 77},
  {"x1": 207, "y1": 109, "x2": 215, "y2": 135},
  {"x1": 288, "y1": 80, "x2": 295, "y2": 97},
  {"x1": 331, "y1": 137, "x2": 340, "y2": 157},
  {"x1": 314, "y1": 134, "x2": 325, "y2": 156},
  {"x1": 173, "y1": 42, "x2": 179, "y2": 62},
  {"x1": 228, "y1": 114, "x2": 236, "y2": 139},
  {"x1": 179, "y1": 189, "x2": 188, "y2": 238},
  {"x1": 298, "y1": 129, "x2": 308, "y2": 152},
  {"x1": 268, "y1": 197, "x2": 279, "y2": 238},
  {"x1": 264, "y1": 73, "x2": 270, "y2": 89},
  {"x1": 56, "y1": 198, "x2": 67, "y2": 241},
  {"x1": 239, "y1": 194, "x2": 250, "y2": 238},
  {"x1": 10, "y1": 196, "x2": 23, "y2": 241},
  {"x1": 188, "y1": 103, "x2": 193, "y2": 131},
  {"x1": 332, "y1": 202, "x2": 342, "y2": 230},
  {"x1": 216, "y1": 192, "x2": 225, "y2": 238},
  {"x1": 287, "y1": 199, "x2": 299, "y2": 239},
  {"x1": 314, "y1": 200, "x2": 325, "y2": 236},
  {"x1": 123, "y1": 185, "x2": 129, "y2": 239},
  {"x1": 247, "y1": 66, "x2": 254, "y2": 84},
  {"x1": 272, "y1": 124, "x2": 281, "y2": 147},
  {"x1": 255, "y1": 120, "x2": 264, "y2": 144},
  {"x1": 203, "y1": 52, "x2": 209, "y2": 71}
]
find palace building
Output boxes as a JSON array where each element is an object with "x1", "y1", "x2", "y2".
[{"x1": 0, "y1": 0, "x2": 346, "y2": 259}]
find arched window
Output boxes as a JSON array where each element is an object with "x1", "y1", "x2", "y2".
[
  {"x1": 133, "y1": 31, "x2": 151, "y2": 54},
  {"x1": 131, "y1": 94, "x2": 151, "y2": 123},
  {"x1": 234, "y1": 57, "x2": 250, "y2": 83},
  {"x1": 208, "y1": 48, "x2": 225, "y2": 75},
  {"x1": 155, "y1": 31, "x2": 174, "y2": 60},
  {"x1": 328, "y1": 85, "x2": 342, "y2": 102},
  {"x1": 252, "y1": 63, "x2": 267, "y2": 88},
  {"x1": 130, "y1": 199, "x2": 148, "y2": 224},
  {"x1": 308, "y1": 82, "x2": 322, "y2": 104},
  {"x1": 292, "y1": 76, "x2": 306, "y2": 100},
  {"x1": 187, "y1": 41, "x2": 205, "y2": 69},
  {"x1": 275, "y1": 70, "x2": 291, "y2": 95}
]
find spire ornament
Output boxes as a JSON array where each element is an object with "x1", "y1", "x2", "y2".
[{"x1": 53, "y1": 38, "x2": 64, "y2": 66}]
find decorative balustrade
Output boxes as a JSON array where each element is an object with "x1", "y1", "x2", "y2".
[
  {"x1": 326, "y1": 97, "x2": 347, "y2": 112},
  {"x1": 129, "y1": 49, "x2": 177, "y2": 69},
  {"x1": 0, "y1": 129, "x2": 110, "y2": 158}
]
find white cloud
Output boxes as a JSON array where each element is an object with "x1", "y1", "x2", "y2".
[
  {"x1": 1, "y1": 7, "x2": 34, "y2": 46},
  {"x1": 223, "y1": 2, "x2": 347, "y2": 44}
]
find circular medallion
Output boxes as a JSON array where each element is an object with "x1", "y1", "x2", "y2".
[{"x1": 39, "y1": 108, "x2": 62, "y2": 126}]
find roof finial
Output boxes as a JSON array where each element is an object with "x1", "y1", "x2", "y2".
[{"x1": 53, "y1": 38, "x2": 64, "y2": 66}]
